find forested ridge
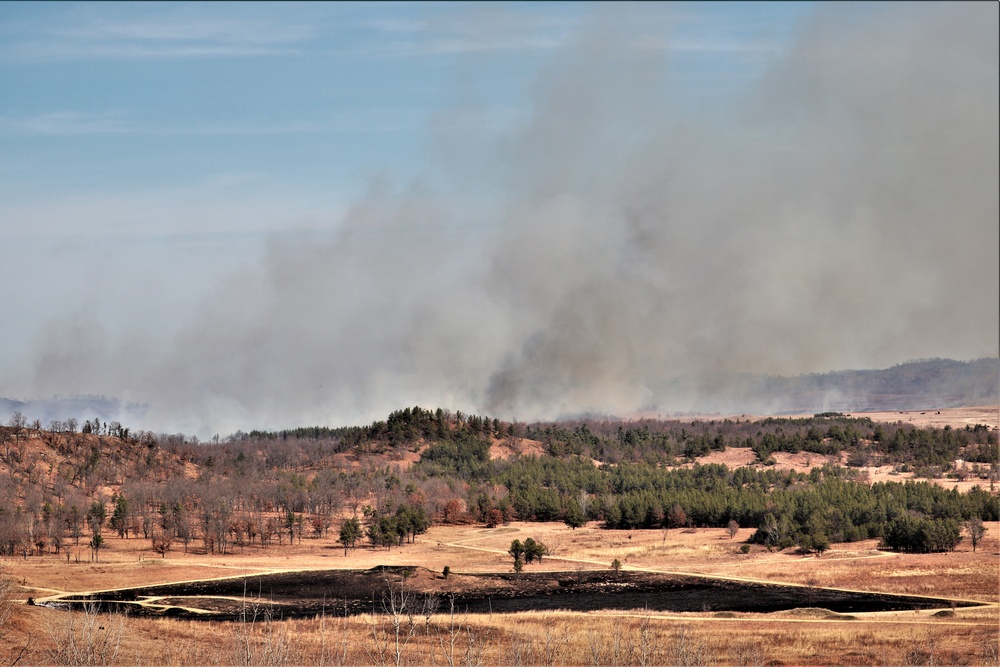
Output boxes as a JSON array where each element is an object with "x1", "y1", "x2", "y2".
[{"x1": 0, "y1": 406, "x2": 996, "y2": 560}]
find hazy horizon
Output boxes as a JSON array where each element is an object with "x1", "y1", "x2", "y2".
[{"x1": 2, "y1": 2, "x2": 997, "y2": 436}]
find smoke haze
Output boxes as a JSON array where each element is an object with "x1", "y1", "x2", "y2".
[{"x1": 6, "y1": 3, "x2": 998, "y2": 435}]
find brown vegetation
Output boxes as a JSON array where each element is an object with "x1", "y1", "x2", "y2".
[
  {"x1": 1, "y1": 519, "x2": 998, "y2": 665},
  {"x1": 0, "y1": 405, "x2": 997, "y2": 664}
]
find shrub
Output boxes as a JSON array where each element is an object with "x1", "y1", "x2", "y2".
[{"x1": 484, "y1": 508, "x2": 504, "y2": 528}]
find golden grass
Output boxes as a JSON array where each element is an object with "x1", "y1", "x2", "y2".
[
  {"x1": 3, "y1": 521, "x2": 998, "y2": 665},
  {"x1": 8, "y1": 602, "x2": 998, "y2": 666}
]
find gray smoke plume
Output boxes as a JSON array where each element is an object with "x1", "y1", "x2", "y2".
[{"x1": 6, "y1": 3, "x2": 998, "y2": 435}]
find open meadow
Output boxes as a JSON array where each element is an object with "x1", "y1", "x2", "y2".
[
  {"x1": 2, "y1": 517, "x2": 998, "y2": 665},
  {"x1": 0, "y1": 405, "x2": 997, "y2": 664}
]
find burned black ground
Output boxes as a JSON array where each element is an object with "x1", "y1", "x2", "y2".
[{"x1": 50, "y1": 567, "x2": 979, "y2": 620}]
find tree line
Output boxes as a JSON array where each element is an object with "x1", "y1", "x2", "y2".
[{"x1": 0, "y1": 407, "x2": 996, "y2": 560}]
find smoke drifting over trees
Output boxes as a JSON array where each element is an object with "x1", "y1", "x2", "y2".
[{"x1": 6, "y1": 3, "x2": 999, "y2": 435}]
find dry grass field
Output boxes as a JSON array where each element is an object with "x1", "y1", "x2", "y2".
[
  {"x1": 668, "y1": 406, "x2": 999, "y2": 432},
  {"x1": 1, "y1": 405, "x2": 997, "y2": 664},
  {"x1": 2, "y1": 518, "x2": 998, "y2": 665}
]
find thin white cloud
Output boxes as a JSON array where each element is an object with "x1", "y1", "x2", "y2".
[
  {"x1": 0, "y1": 110, "x2": 132, "y2": 136},
  {"x1": 341, "y1": 3, "x2": 577, "y2": 58},
  {"x1": 0, "y1": 180, "x2": 350, "y2": 238},
  {"x1": 400, "y1": 5, "x2": 782, "y2": 58},
  {"x1": 360, "y1": 17, "x2": 425, "y2": 35},
  {"x1": 0, "y1": 111, "x2": 404, "y2": 137},
  {"x1": 0, "y1": 2, "x2": 570, "y2": 62},
  {"x1": 2, "y1": 4, "x2": 318, "y2": 61},
  {"x1": 417, "y1": 35, "x2": 564, "y2": 56},
  {"x1": 28, "y1": 43, "x2": 300, "y2": 60},
  {"x1": 68, "y1": 14, "x2": 313, "y2": 46}
]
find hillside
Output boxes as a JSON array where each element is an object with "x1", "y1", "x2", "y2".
[{"x1": 0, "y1": 405, "x2": 996, "y2": 562}]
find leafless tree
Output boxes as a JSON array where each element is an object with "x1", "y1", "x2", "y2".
[
  {"x1": 605, "y1": 619, "x2": 626, "y2": 666},
  {"x1": 7, "y1": 412, "x2": 26, "y2": 433},
  {"x1": 668, "y1": 625, "x2": 707, "y2": 666},
  {"x1": 439, "y1": 596, "x2": 464, "y2": 667},
  {"x1": 508, "y1": 629, "x2": 535, "y2": 667},
  {"x1": 4, "y1": 412, "x2": 27, "y2": 463},
  {"x1": 541, "y1": 625, "x2": 567, "y2": 666},
  {"x1": 977, "y1": 628, "x2": 999, "y2": 666},
  {"x1": 392, "y1": 595, "x2": 417, "y2": 666},
  {"x1": 729, "y1": 637, "x2": 769, "y2": 667},
  {"x1": 0, "y1": 567, "x2": 15, "y2": 630},
  {"x1": 635, "y1": 609, "x2": 659, "y2": 666},
  {"x1": 0, "y1": 428, "x2": 11, "y2": 464},
  {"x1": 366, "y1": 613, "x2": 390, "y2": 667},
  {"x1": 152, "y1": 530, "x2": 173, "y2": 558},
  {"x1": 1, "y1": 564, "x2": 30, "y2": 665},
  {"x1": 367, "y1": 582, "x2": 417, "y2": 667},
  {"x1": 47, "y1": 603, "x2": 125, "y2": 666},
  {"x1": 201, "y1": 485, "x2": 234, "y2": 554},
  {"x1": 966, "y1": 516, "x2": 986, "y2": 552},
  {"x1": 463, "y1": 624, "x2": 489, "y2": 667},
  {"x1": 231, "y1": 590, "x2": 291, "y2": 667},
  {"x1": 586, "y1": 628, "x2": 603, "y2": 667}
]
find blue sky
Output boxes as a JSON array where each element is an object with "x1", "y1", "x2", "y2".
[
  {"x1": 1, "y1": 2, "x2": 996, "y2": 435},
  {"x1": 4, "y1": 8, "x2": 789, "y2": 279},
  {"x1": 0, "y1": 1, "x2": 808, "y2": 358},
  {"x1": 1, "y1": 2, "x2": 805, "y2": 199}
]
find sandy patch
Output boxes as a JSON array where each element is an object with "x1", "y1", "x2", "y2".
[
  {"x1": 691, "y1": 448, "x2": 757, "y2": 468},
  {"x1": 490, "y1": 438, "x2": 546, "y2": 461}
]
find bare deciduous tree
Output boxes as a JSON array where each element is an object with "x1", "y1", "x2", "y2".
[
  {"x1": 232, "y1": 595, "x2": 291, "y2": 666},
  {"x1": 47, "y1": 603, "x2": 125, "y2": 666},
  {"x1": 0, "y1": 567, "x2": 15, "y2": 629},
  {"x1": 965, "y1": 516, "x2": 986, "y2": 552},
  {"x1": 438, "y1": 596, "x2": 463, "y2": 667},
  {"x1": 152, "y1": 531, "x2": 173, "y2": 558},
  {"x1": 729, "y1": 637, "x2": 769, "y2": 666},
  {"x1": 1, "y1": 565, "x2": 31, "y2": 665},
  {"x1": 366, "y1": 582, "x2": 416, "y2": 667},
  {"x1": 669, "y1": 624, "x2": 707, "y2": 666}
]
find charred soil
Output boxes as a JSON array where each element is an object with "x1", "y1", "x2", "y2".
[{"x1": 52, "y1": 566, "x2": 978, "y2": 621}]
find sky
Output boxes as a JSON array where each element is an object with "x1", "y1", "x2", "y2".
[{"x1": 1, "y1": 2, "x2": 997, "y2": 436}]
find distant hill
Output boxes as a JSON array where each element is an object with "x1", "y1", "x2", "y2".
[
  {"x1": 665, "y1": 358, "x2": 999, "y2": 415},
  {"x1": 0, "y1": 397, "x2": 25, "y2": 417},
  {"x1": 0, "y1": 395, "x2": 146, "y2": 428},
  {"x1": 1, "y1": 358, "x2": 996, "y2": 429}
]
